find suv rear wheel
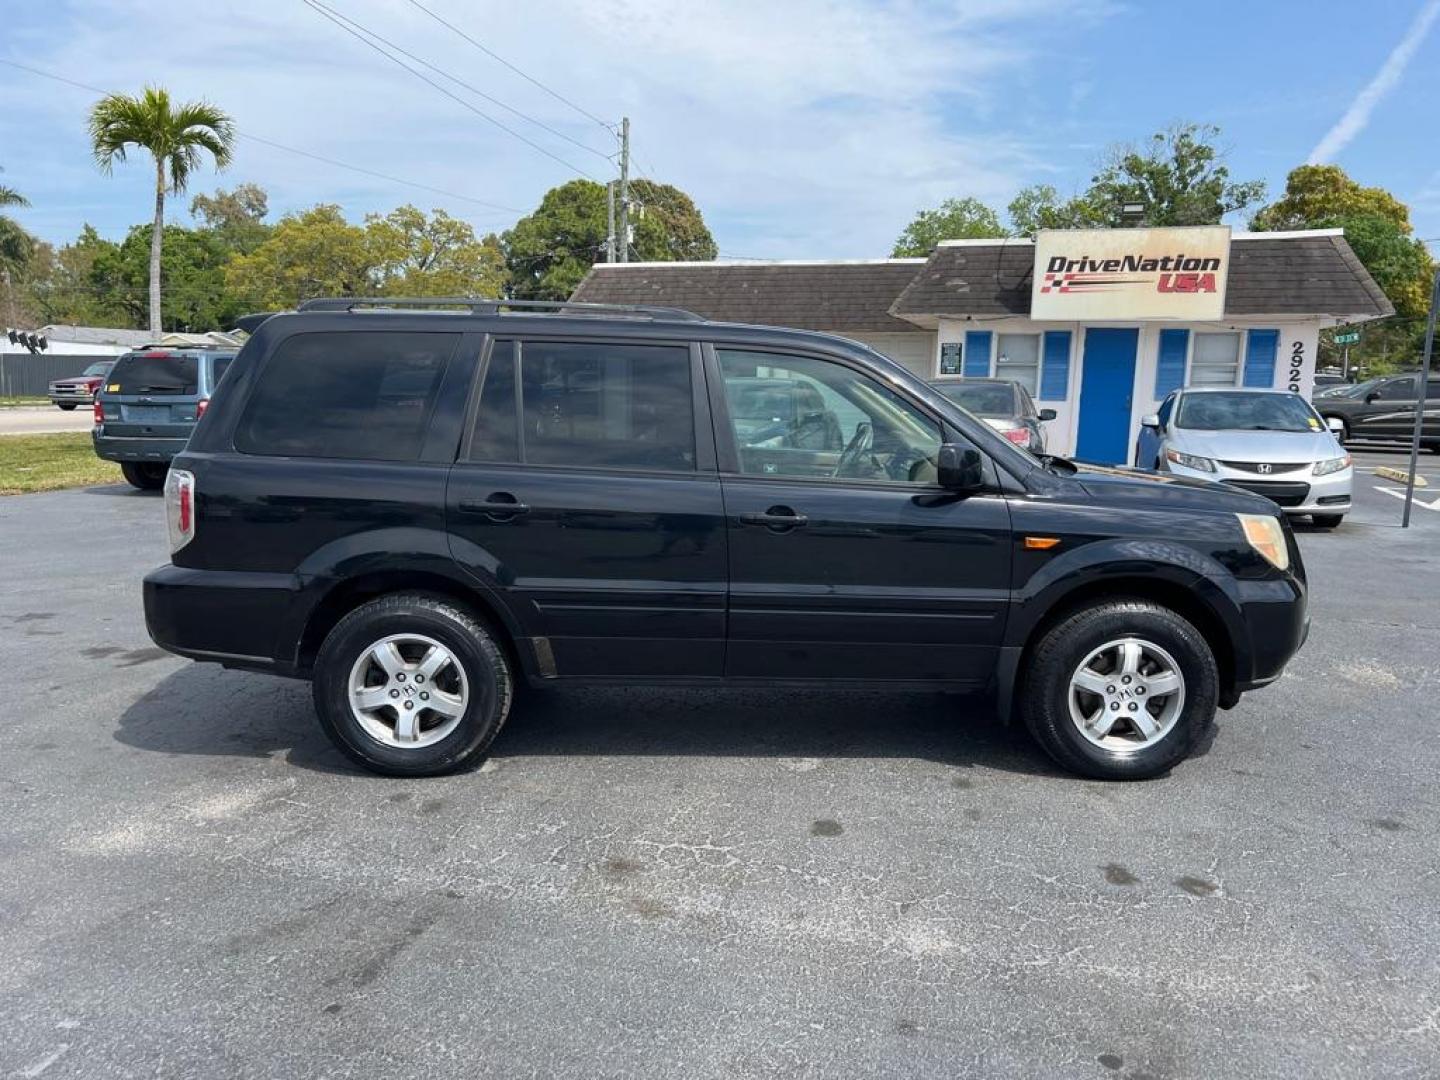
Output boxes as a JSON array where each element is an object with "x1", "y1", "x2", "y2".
[
  {"x1": 120, "y1": 461, "x2": 167, "y2": 490},
  {"x1": 1020, "y1": 599, "x2": 1218, "y2": 780},
  {"x1": 313, "y1": 594, "x2": 513, "y2": 777}
]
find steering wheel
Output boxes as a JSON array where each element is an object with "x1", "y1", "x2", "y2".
[{"x1": 834, "y1": 421, "x2": 875, "y2": 478}]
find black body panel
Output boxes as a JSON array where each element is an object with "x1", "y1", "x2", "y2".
[{"x1": 143, "y1": 306, "x2": 1310, "y2": 714}]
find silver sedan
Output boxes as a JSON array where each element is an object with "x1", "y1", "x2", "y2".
[{"x1": 1135, "y1": 387, "x2": 1352, "y2": 528}]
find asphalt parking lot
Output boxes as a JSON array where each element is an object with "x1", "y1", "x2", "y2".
[{"x1": 3, "y1": 463, "x2": 1438, "y2": 1080}]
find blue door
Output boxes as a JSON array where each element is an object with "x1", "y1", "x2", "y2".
[{"x1": 1075, "y1": 328, "x2": 1139, "y2": 464}]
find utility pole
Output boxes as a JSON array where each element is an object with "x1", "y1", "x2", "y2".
[
  {"x1": 605, "y1": 180, "x2": 616, "y2": 263},
  {"x1": 618, "y1": 116, "x2": 630, "y2": 263},
  {"x1": 1401, "y1": 267, "x2": 1439, "y2": 528}
]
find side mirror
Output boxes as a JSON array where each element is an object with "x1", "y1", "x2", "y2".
[
  {"x1": 1140, "y1": 413, "x2": 1161, "y2": 429},
  {"x1": 937, "y1": 443, "x2": 984, "y2": 491},
  {"x1": 1326, "y1": 417, "x2": 1345, "y2": 435},
  {"x1": 1365, "y1": 392, "x2": 1380, "y2": 403},
  {"x1": 1039, "y1": 408, "x2": 1057, "y2": 422}
]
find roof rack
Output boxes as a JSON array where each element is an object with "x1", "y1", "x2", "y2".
[{"x1": 295, "y1": 297, "x2": 706, "y2": 322}]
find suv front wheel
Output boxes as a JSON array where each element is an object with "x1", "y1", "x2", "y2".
[
  {"x1": 1020, "y1": 599, "x2": 1218, "y2": 780},
  {"x1": 313, "y1": 594, "x2": 513, "y2": 777}
]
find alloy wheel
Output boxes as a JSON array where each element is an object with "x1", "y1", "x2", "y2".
[{"x1": 1067, "y1": 637, "x2": 1185, "y2": 751}]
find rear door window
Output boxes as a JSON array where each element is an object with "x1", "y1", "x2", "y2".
[
  {"x1": 209, "y1": 356, "x2": 234, "y2": 391},
  {"x1": 466, "y1": 340, "x2": 696, "y2": 472},
  {"x1": 110, "y1": 352, "x2": 198, "y2": 395},
  {"x1": 236, "y1": 331, "x2": 458, "y2": 461}
]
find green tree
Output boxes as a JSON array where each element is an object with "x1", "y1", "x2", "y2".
[
  {"x1": 88, "y1": 86, "x2": 235, "y2": 335},
  {"x1": 225, "y1": 204, "x2": 374, "y2": 309},
  {"x1": 365, "y1": 206, "x2": 507, "y2": 297},
  {"x1": 90, "y1": 224, "x2": 240, "y2": 331},
  {"x1": 27, "y1": 226, "x2": 127, "y2": 326},
  {"x1": 1249, "y1": 164, "x2": 1411, "y2": 233},
  {"x1": 190, "y1": 183, "x2": 271, "y2": 255},
  {"x1": 504, "y1": 178, "x2": 717, "y2": 300},
  {"x1": 0, "y1": 168, "x2": 36, "y2": 323},
  {"x1": 891, "y1": 197, "x2": 1008, "y2": 256},
  {"x1": 1008, "y1": 124, "x2": 1264, "y2": 235},
  {"x1": 1250, "y1": 165, "x2": 1435, "y2": 372}
]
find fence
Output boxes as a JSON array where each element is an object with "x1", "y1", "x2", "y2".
[{"x1": 0, "y1": 353, "x2": 119, "y2": 397}]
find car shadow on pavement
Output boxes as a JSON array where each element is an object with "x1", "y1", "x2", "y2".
[
  {"x1": 80, "y1": 483, "x2": 155, "y2": 497},
  {"x1": 113, "y1": 665, "x2": 1068, "y2": 779}
]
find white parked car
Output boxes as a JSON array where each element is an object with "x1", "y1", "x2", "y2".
[{"x1": 1135, "y1": 387, "x2": 1352, "y2": 528}]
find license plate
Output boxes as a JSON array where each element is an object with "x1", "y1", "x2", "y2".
[{"x1": 123, "y1": 405, "x2": 169, "y2": 422}]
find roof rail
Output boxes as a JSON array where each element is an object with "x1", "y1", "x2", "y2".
[{"x1": 295, "y1": 297, "x2": 706, "y2": 322}]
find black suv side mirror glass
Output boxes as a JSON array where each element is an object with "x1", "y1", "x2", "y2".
[
  {"x1": 937, "y1": 443, "x2": 984, "y2": 491},
  {"x1": 1039, "y1": 408, "x2": 1057, "y2": 422}
]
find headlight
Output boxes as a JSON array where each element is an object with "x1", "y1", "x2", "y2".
[
  {"x1": 1165, "y1": 448, "x2": 1216, "y2": 473},
  {"x1": 1313, "y1": 454, "x2": 1351, "y2": 476},
  {"x1": 1237, "y1": 513, "x2": 1289, "y2": 572}
]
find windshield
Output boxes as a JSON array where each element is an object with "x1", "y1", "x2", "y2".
[
  {"x1": 932, "y1": 382, "x2": 1014, "y2": 417},
  {"x1": 1176, "y1": 392, "x2": 1322, "y2": 433},
  {"x1": 82, "y1": 362, "x2": 113, "y2": 377},
  {"x1": 1335, "y1": 377, "x2": 1382, "y2": 399}
]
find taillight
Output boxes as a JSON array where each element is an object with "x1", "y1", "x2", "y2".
[
  {"x1": 1003, "y1": 427, "x2": 1030, "y2": 445},
  {"x1": 93, "y1": 397, "x2": 104, "y2": 425},
  {"x1": 164, "y1": 468, "x2": 196, "y2": 554},
  {"x1": 196, "y1": 398, "x2": 209, "y2": 419}
]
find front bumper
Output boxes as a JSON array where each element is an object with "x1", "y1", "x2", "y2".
[
  {"x1": 1233, "y1": 572, "x2": 1309, "y2": 692},
  {"x1": 93, "y1": 431, "x2": 188, "y2": 463},
  {"x1": 49, "y1": 390, "x2": 93, "y2": 405},
  {"x1": 1163, "y1": 460, "x2": 1352, "y2": 515}
]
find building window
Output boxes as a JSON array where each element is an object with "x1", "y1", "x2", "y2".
[
  {"x1": 995, "y1": 333, "x2": 1041, "y2": 395},
  {"x1": 1189, "y1": 332, "x2": 1241, "y2": 387}
]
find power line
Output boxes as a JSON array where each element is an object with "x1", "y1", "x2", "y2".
[
  {"x1": 301, "y1": 0, "x2": 599, "y2": 181},
  {"x1": 0, "y1": 58, "x2": 527, "y2": 215},
  {"x1": 403, "y1": 0, "x2": 615, "y2": 133},
  {"x1": 300, "y1": 0, "x2": 611, "y2": 165}
]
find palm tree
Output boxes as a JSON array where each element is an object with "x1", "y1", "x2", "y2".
[
  {"x1": 0, "y1": 171, "x2": 33, "y2": 325},
  {"x1": 88, "y1": 86, "x2": 235, "y2": 335}
]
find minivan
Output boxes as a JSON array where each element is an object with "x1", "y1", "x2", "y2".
[{"x1": 144, "y1": 298, "x2": 1309, "y2": 781}]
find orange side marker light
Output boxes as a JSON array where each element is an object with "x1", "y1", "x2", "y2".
[{"x1": 1024, "y1": 536, "x2": 1061, "y2": 550}]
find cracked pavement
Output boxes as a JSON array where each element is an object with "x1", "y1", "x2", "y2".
[{"x1": 1, "y1": 476, "x2": 1437, "y2": 1079}]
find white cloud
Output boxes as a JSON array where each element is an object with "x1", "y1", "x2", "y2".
[
  {"x1": 1308, "y1": 0, "x2": 1440, "y2": 164},
  {"x1": 2, "y1": 0, "x2": 1114, "y2": 257}
]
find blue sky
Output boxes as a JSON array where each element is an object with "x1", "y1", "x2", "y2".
[{"x1": 2, "y1": 0, "x2": 1437, "y2": 261}]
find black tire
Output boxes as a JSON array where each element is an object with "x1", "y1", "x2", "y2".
[
  {"x1": 1312, "y1": 514, "x2": 1344, "y2": 528},
  {"x1": 120, "y1": 461, "x2": 166, "y2": 490},
  {"x1": 313, "y1": 593, "x2": 513, "y2": 777},
  {"x1": 56, "y1": 402, "x2": 77, "y2": 411},
  {"x1": 1020, "y1": 599, "x2": 1218, "y2": 781}
]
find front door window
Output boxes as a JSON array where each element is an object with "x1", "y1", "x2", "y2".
[{"x1": 716, "y1": 350, "x2": 942, "y2": 485}]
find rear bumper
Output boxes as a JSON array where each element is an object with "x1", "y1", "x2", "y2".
[
  {"x1": 144, "y1": 563, "x2": 301, "y2": 674},
  {"x1": 93, "y1": 431, "x2": 188, "y2": 463}
]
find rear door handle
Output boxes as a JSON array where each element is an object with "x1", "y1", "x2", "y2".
[
  {"x1": 458, "y1": 494, "x2": 530, "y2": 519},
  {"x1": 739, "y1": 506, "x2": 807, "y2": 530}
]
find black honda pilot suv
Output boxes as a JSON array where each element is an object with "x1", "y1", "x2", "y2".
[{"x1": 144, "y1": 298, "x2": 1309, "y2": 781}]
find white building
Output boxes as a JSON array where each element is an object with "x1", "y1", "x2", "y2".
[{"x1": 572, "y1": 227, "x2": 1392, "y2": 465}]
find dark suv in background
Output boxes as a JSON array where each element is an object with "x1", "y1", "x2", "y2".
[
  {"x1": 93, "y1": 346, "x2": 237, "y2": 488},
  {"x1": 1316, "y1": 371, "x2": 1439, "y2": 450},
  {"x1": 144, "y1": 298, "x2": 1309, "y2": 782}
]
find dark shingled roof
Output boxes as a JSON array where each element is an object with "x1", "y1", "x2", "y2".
[
  {"x1": 570, "y1": 260, "x2": 926, "y2": 331},
  {"x1": 889, "y1": 233, "x2": 1394, "y2": 320}
]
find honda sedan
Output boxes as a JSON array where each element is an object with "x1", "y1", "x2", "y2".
[{"x1": 1136, "y1": 388, "x2": 1351, "y2": 528}]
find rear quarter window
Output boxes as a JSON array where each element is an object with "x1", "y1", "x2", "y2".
[
  {"x1": 235, "y1": 331, "x2": 459, "y2": 461},
  {"x1": 109, "y1": 353, "x2": 199, "y2": 395}
]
